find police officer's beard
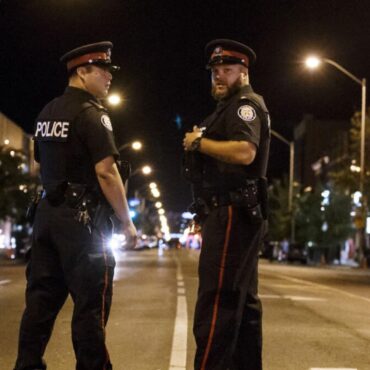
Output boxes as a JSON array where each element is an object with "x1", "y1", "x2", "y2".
[{"x1": 211, "y1": 78, "x2": 243, "y2": 101}]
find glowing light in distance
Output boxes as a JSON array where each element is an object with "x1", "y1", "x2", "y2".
[
  {"x1": 142, "y1": 165, "x2": 152, "y2": 175},
  {"x1": 107, "y1": 94, "x2": 122, "y2": 105},
  {"x1": 305, "y1": 56, "x2": 321, "y2": 69},
  {"x1": 132, "y1": 141, "x2": 142, "y2": 150}
]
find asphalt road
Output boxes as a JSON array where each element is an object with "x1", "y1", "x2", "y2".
[{"x1": 1, "y1": 248, "x2": 369, "y2": 370}]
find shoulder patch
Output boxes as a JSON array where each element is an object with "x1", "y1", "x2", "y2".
[
  {"x1": 101, "y1": 114, "x2": 113, "y2": 131},
  {"x1": 237, "y1": 105, "x2": 256, "y2": 122}
]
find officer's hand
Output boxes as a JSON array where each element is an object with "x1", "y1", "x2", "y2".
[
  {"x1": 122, "y1": 221, "x2": 138, "y2": 250},
  {"x1": 183, "y1": 125, "x2": 202, "y2": 151}
]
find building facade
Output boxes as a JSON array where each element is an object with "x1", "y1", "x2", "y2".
[{"x1": 294, "y1": 114, "x2": 350, "y2": 189}]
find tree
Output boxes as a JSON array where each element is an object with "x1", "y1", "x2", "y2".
[
  {"x1": 0, "y1": 147, "x2": 38, "y2": 223},
  {"x1": 295, "y1": 186, "x2": 352, "y2": 250},
  {"x1": 329, "y1": 108, "x2": 370, "y2": 197},
  {"x1": 268, "y1": 177, "x2": 291, "y2": 241}
]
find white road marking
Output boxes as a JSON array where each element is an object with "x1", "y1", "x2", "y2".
[
  {"x1": 284, "y1": 295, "x2": 326, "y2": 302},
  {"x1": 260, "y1": 294, "x2": 281, "y2": 299},
  {"x1": 260, "y1": 294, "x2": 326, "y2": 302},
  {"x1": 0, "y1": 279, "x2": 11, "y2": 286},
  {"x1": 310, "y1": 368, "x2": 357, "y2": 370},
  {"x1": 169, "y1": 258, "x2": 188, "y2": 370},
  {"x1": 276, "y1": 274, "x2": 370, "y2": 304}
]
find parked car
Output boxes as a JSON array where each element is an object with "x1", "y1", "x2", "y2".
[{"x1": 260, "y1": 241, "x2": 279, "y2": 261}]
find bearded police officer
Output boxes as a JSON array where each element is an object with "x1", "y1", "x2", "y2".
[
  {"x1": 14, "y1": 41, "x2": 137, "y2": 370},
  {"x1": 183, "y1": 39, "x2": 270, "y2": 370}
]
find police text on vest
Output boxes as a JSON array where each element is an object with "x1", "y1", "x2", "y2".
[{"x1": 35, "y1": 121, "x2": 70, "y2": 139}]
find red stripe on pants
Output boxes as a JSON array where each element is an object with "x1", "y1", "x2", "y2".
[{"x1": 200, "y1": 206, "x2": 233, "y2": 370}]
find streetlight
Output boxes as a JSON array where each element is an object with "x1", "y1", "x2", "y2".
[
  {"x1": 118, "y1": 140, "x2": 143, "y2": 152},
  {"x1": 131, "y1": 165, "x2": 152, "y2": 177},
  {"x1": 151, "y1": 188, "x2": 161, "y2": 198},
  {"x1": 125, "y1": 165, "x2": 152, "y2": 195},
  {"x1": 131, "y1": 141, "x2": 142, "y2": 151},
  {"x1": 142, "y1": 165, "x2": 152, "y2": 175},
  {"x1": 155, "y1": 201, "x2": 162, "y2": 209},
  {"x1": 305, "y1": 55, "x2": 367, "y2": 265},
  {"x1": 107, "y1": 93, "x2": 122, "y2": 106},
  {"x1": 149, "y1": 182, "x2": 157, "y2": 189},
  {"x1": 271, "y1": 129, "x2": 295, "y2": 242},
  {"x1": 304, "y1": 55, "x2": 367, "y2": 197}
]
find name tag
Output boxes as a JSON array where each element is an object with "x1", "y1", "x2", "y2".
[{"x1": 34, "y1": 121, "x2": 70, "y2": 141}]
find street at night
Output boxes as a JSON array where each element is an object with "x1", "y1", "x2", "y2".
[
  {"x1": 1, "y1": 249, "x2": 369, "y2": 370},
  {"x1": 1, "y1": 2, "x2": 370, "y2": 369}
]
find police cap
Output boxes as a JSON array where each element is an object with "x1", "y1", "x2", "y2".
[
  {"x1": 205, "y1": 39, "x2": 256, "y2": 69},
  {"x1": 60, "y1": 41, "x2": 120, "y2": 73}
]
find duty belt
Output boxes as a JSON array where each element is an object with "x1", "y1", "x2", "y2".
[
  {"x1": 43, "y1": 182, "x2": 99, "y2": 208},
  {"x1": 202, "y1": 182, "x2": 259, "y2": 209}
]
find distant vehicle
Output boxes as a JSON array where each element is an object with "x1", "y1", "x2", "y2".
[
  {"x1": 287, "y1": 243, "x2": 308, "y2": 264},
  {"x1": 135, "y1": 235, "x2": 158, "y2": 251},
  {"x1": 260, "y1": 241, "x2": 279, "y2": 261}
]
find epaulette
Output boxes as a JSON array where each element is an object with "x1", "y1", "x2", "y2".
[{"x1": 81, "y1": 99, "x2": 108, "y2": 112}]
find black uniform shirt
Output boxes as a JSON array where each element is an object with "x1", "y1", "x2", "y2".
[
  {"x1": 34, "y1": 87, "x2": 119, "y2": 192},
  {"x1": 200, "y1": 85, "x2": 270, "y2": 191}
]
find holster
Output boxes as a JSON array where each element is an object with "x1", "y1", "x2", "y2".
[
  {"x1": 189, "y1": 197, "x2": 210, "y2": 224},
  {"x1": 64, "y1": 183, "x2": 89, "y2": 208},
  {"x1": 64, "y1": 183, "x2": 112, "y2": 233},
  {"x1": 26, "y1": 190, "x2": 43, "y2": 224}
]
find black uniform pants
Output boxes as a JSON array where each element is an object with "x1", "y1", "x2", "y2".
[
  {"x1": 193, "y1": 205, "x2": 266, "y2": 370},
  {"x1": 14, "y1": 199, "x2": 115, "y2": 370}
]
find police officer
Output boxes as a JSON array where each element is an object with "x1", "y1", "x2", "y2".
[
  {"x1": 14, "y1": 41, "x2": 137, "y2": 370},
  {"x1": 183, "y1": 39, "x2": 270, "y2": 370}
]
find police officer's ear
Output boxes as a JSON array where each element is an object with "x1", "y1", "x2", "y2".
[
  {"x1": 240, "y1": 68, "x2": 249, "y2": 84},
  {"x1": 76, "y1": 66, "x2": 87, "y2": 81}
]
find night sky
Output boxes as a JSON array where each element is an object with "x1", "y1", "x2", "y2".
[{"x1": 1, "y1": 0, "x2": 370, "y2": 212}]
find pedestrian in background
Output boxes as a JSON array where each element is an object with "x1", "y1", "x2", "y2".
[
  {"x1": 14, "y1": 41, "x2": 137, "y2": 370},
  {"x1": 183, "y1": 39, "x2": 271, "y2": 370}
]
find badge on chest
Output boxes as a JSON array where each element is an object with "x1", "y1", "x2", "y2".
[{"x1": 34, "y1": 121, "x2": 70, "y2": 141}]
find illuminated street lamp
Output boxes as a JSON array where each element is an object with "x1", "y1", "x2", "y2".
[
  {"x1": 149, "y1": 182, "x2": 157, "y2": 189},
  {"x1": 142, "y1": 165, "x2": 152, "y2": 175},
  {"x1": 155, "y1": 201, "x2": 162, "y2": 209},
  {"x1": 107, "y1": 93, "x2": 122, "y2": 106},
  {"x1": 131, "y1": 165, "x2": 152, "y2": 177},
  {"x1": 131, "y1": 141, "x2": 142, "y2": 151},
  {"x1": 151, "y1": 188, "x2": 161, "y2": 198},
  {"x1": 158, "y1": 208, "x2": 165, "y2": 215},
  {"x1": 305, "y1": 55, "x2": 367, "y2": 197},
  {"x1": 305, "y1": 55, "x2": 368, "y2": 265},
  {"x1": 126, "y1": 165, "x2": 152, "y2": 195},
  {"x1": 118, "y1": 140, "x2": 143, "y2": 152}
]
